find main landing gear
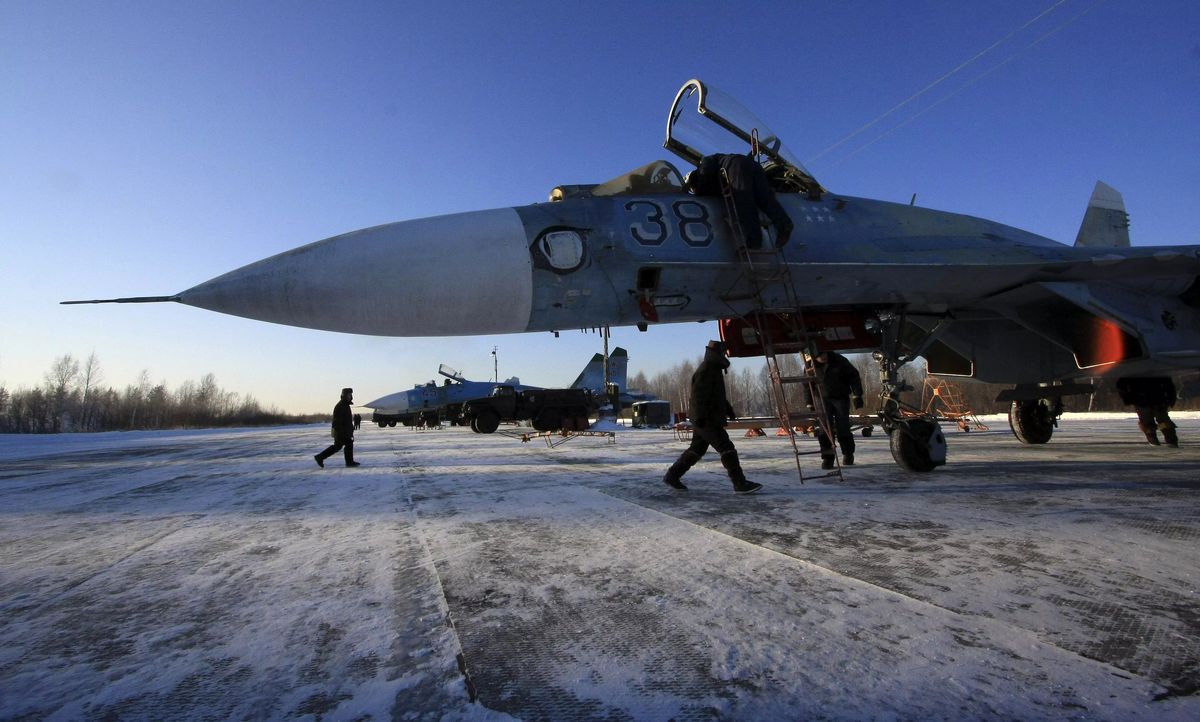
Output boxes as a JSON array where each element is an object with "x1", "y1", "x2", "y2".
[
  {"x1": 997, "y1": 383, "x2": 1087, "y2": 445},
  {"x1": 1008, "y1": 397, "x2": 1060, "y2": 444}
]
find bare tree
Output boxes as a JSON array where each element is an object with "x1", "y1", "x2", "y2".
[
  {"x1": 43, "y1": 354, "x2": 80, "y2": 432},
  {"x1": 79, "y1": 352, "x2": 103, "y2": 431}
]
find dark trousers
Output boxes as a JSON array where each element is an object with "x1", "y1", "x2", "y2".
[
  {"x1": 317, "y1": 439, "x2": 355, "y2": 465},
  {"x1": 1135, "y1": 405, "x2": 1176, "y2": 443},
  {"x1": 686, "y1": 424, "x2": 737, "y2": 458},
  {"x1": 816, "y1": 397, "x2": 856, "y2": 457},
  {"x1": 667, "y1": 423, "x2": 747, "y2": 486},
  {"x1": 723, "y1": 155, "x2": 782, "y2": 249}
]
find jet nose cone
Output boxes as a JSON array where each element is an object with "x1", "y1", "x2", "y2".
[
  {"x1": 363, "y1": 391, "x2": 405, "y2": 410},
  {"x1": 179, "y1": 208, "x2": 533, "y2": 336}
]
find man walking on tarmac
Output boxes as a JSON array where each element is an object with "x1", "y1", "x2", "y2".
[
  {"x1": 806, "y1": 350, "x2": 864, "y2": 469},
  {"x1": 662, "y1": 340, "x2": 763, "y2": 494},
  {"x1": 315, "y1": 387, "x2": 361, "y2": 468}
]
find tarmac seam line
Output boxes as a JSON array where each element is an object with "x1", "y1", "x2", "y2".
[{"x1": 390, "y1": 435, "x2": 479, "y2": 704}]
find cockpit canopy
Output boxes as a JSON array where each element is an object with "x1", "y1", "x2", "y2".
[
  {"x1": 665, "y1": 78, "x2": 823, "y2": 197},
  {"x1": 550, "y1": 160, "x2": 684, "y2": 202},
  {"x1": 549, "y1": 78, "x2": 821, "y2": 202},
  {"x1": 591, "y1": 160, "x2": 685, "y2": 196}
]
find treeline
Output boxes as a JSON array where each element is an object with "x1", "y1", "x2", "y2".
[
  {"x1": 0, "y1": 353, "x2": 324, "y2": 434},
  {"x1": 629, "y1": 353, "x2": 1200, "y2": 419}
]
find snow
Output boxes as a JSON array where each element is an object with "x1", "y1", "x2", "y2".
[{"x1": 1, "y1": 414, "x2": 1198, "y2": 720}]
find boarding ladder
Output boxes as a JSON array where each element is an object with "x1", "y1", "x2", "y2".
[{"x1": 718, "y1": 168, "x2": 845, "y2": 483}]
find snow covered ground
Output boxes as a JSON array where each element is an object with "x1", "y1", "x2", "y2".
[{"x1": 1, "y1": 413, "x2": 1198, "y2": 720}]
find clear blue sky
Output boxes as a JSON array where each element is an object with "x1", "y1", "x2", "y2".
[{"x1": 2, "y1": 1, "x2": 1197, "y2": 413}]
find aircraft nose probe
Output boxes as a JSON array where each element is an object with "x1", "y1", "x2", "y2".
[{"x1": 62, "y1": 296, "x2": 181, "y2": 305}]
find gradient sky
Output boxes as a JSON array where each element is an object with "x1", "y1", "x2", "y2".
[{"x1": 3, "y1": 0, "x2": 1198, "y2": 414}]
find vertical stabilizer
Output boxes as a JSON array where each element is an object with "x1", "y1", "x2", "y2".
[
  {"x1": 571, "y1": 353, "x2": 607, "y2": 392},
  {"x1": 570, "y1": 347, "x2": 628, "y2": 393},
  {"x1": 1074, "y1": 181, "x2": 1130, "y2": 248},
  {"x1": 608, "y1": 348, "x2": 629, "y2": 391}
]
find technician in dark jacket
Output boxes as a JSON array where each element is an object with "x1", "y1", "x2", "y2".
[
  {"x1": 315, "y1": 387, "x2": 361, "y2": 467},
  {"x1": 1115, "y1": 376, "x2": 1179, "y2": 447},
  {"x1": 686, "y1": 153, "x2": 793, "y2": 250},
  {"x1": 806, "y1": 350, "x2": 864, "y2": 468},
  {"x1": 662, "y1": 341, "x2": 762, "y2": 494}
]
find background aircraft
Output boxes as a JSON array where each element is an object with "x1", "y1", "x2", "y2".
[
  {"x1": 68, "y1": 79, "x2": 1200, "y2": 470},
  {"x1": 363, "y1": 363, "x2": 525, "y2": 428},
  {"x1": 365, "y1": 347, "x2": 652, "y2": 427}
]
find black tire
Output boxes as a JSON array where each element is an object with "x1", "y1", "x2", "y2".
[
  {"x1": 469, "y1": 417, "x2": 480, "y2": 433},
  {"x1": 1009, "y1": 399, "x2": 1054, "y2": 444},
  {"x1": 862, "y1": 426, "x2": 873, "y2": 437},
  {"x1": 533, "y1": 409, "x2": 561, "y2": 432},
  {"x1": 475, "y1": 410, "x2": 500, "y2": 434},
  {"x1": 387, "y1": 421, "x2": 396, "y2": 428},
  {"x1": 890, "y1": 419, "x2": 941, "y2": 472}
]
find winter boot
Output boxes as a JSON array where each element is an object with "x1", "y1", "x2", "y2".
[
  {"x1": 842, "y1": 453, "x2": 854, "y2": 466},
  {"x1": 1161, "y1": 422, "x2": 1179, "y2": 448},
  {"x1": 1142, "y1": 429, "x2": 1161, "y2": 446},
  {"x1": 821, "y1": 455, "x2": 836, "y2": 470},
  {"x1": 346, "y1": 461, "x2": 362, "y2": 467},
  {"x1": 721, "y1": 450, "x2": 762, "y2": 494},
  {"x1": 663, "y1": 450, "x2": 698, "y2": 491},
  {"x1": 314, "y1": 454, "x2": 325, "y2": 468}
]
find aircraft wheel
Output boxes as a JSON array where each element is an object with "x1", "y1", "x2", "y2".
[
  {"x1": 475, "y1": 410, "x2": 500, "y2": 434},
  {"x1": 889, "y1": 418, "x2": 946, "y2": 472},
  {"x1": 1009, "y1": 400, "x2": 1054, "y2": 444}
]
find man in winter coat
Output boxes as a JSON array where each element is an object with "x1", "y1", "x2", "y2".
[
  {"x1": 315, "y1": 387, "x2": 361, "y2": 467},
  {"x1": 686, "y1": 153, "x2": 793, "y2": 250},
  {"x1": 806, "y1": 350, "x2": 865, "y2": 469},
  {"x1": 1115, "y1": 376, "x2": 1179, "y2": 447},
  {"x1": 662, "y1": 341, "x2": 763, "y2": 494}
]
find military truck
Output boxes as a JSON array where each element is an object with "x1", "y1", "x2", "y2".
[{"x1": 460, "y1": 384, "x2": 593, "y2": 434}]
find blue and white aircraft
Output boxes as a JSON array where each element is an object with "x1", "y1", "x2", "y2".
[
  {"x1": 365, "y1": 347, "x2": 650, "y2": 427},
  {"x1": 68, "y1": 79, "x2": 1200, "y2": 470}
]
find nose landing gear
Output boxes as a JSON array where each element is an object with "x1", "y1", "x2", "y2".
[{"x1": 872, "y1": 309, "x2": 949, "y2": 472}]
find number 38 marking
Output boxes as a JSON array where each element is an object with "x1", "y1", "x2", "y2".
[{"x1": 623, "y1": 200, "x2": 713, "y2": 247}]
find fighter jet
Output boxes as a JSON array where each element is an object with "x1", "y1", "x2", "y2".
[
  {"x1": 365, "y1": 348, "x2": 625, "y2": 427},
  {"x1": 363, "y1": 363, "x2": 525, "y2": 428},
  {"x1": 67, "y1": 79, "x2": 1200, "y2": 470}
]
